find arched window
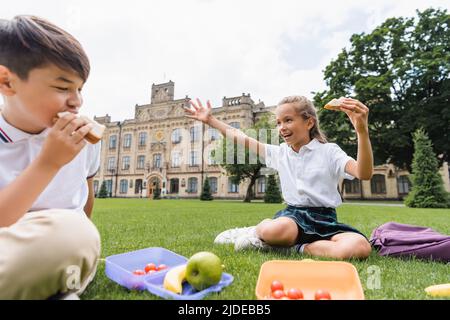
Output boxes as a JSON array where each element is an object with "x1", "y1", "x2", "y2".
[
  {"x1": 171, "y1": 128, "x2": 182, "y2": 144},
  {"x1": 109, "y1": 135, "x2": 117, "y2": 149},
  {"x1": 344, "y1": 179, "x2": 360, "y2": 194},
  {"x1": 228, "y1": 178, "x2": 239, "y2": 193},
  {"x1": 135, "y1": 179, "x2": 143, "y2": 194},
  {"x1": 371, "y1": 175, "x2": 386, "y2": 194},
  {"x1": 170, "y1": 178, "x2": 179, "y2": 194},
  {"x1": 119, "y1": 179, "x2": 128, "y2": 194},
  {"x1": 190, "y1": 126, "x2": 200, "y2": 142},
  {"x1": 229, "y1": 122, "x2": 240, "y2": 129},
  {"x1": 257, "y1": 177, "x2": 266, "y2": 193},
  {"x1": 397, "y1": 175, "x2": 411, "y2": 194},
  {"x1": 138, "y1": 132, "x2": 147, "y2": 146},
  {"x1": 187, "y1": 177, "x2": 198, "y2": 193},
  {"x1": 208, "y1": 177, "x2": 218, "y2": 193},
  {"x1": 123, "y1": 134, "x2": 132, "y2": 149}
]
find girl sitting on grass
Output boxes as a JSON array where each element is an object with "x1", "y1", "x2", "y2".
[{"x1": 185, "y1": 96, "x2": 373, "y2": 259}]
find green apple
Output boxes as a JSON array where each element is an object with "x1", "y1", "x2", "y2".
[{"x1": 185, "y1": 251, "x2": 223, "y2": 291}]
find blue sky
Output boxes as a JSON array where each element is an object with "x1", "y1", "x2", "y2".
[{"x1": 2, "y1": 0, "x2": 449, "y2": 121}]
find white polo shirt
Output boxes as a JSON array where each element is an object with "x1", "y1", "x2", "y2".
[
  {"x1": 264, "y1": 139, "x2": 354, "y2": 208},
  {"x1": 0, "y1": 112, "x2": 101, "y2": 213}
]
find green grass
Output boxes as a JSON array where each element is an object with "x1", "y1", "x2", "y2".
[{"x1": 83, "y1": 199, "x2": 450, "y2": 300}]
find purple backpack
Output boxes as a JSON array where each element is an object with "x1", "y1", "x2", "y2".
[{"x1": 370, "y1": 222, "x2": 450, "y2": 262}]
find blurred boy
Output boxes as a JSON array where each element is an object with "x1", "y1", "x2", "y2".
[{"x1": 0, "y1": 15, "x2": 100, "y2": 299}]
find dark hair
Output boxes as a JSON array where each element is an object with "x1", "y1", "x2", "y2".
[
  {"x1": 0, "y1": 15, "x2": 90, "y2": 81},
  {"x1": 277, "y1": 95, "x2": 328, "y2": 143}
]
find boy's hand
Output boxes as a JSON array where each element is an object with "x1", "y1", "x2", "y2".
[
  {"x1": 184, "y1": 99, "x2": 213, "y2": 124},
  {"x1": 340, "y1": 98, "x2": 369, "y2": 134},
  {"x1": 37, "y1": 113, "x2": 93, "y2": 169}
]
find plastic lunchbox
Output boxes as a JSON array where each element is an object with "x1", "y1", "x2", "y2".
[
  {"x1": 255, "y1": 259, "x2": 365, "y2": 300},
  {"x1": 105, "y1": 247, "x2": 233, "y2": 300}
]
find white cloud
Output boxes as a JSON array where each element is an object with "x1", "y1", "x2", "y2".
[{"x1": 2, "y1": 0, "x2": 449, "y2": 120}]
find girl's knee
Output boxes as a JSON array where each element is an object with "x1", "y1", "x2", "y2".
[
  {"x1": 257, "y1": 219, "x2": 297, "y2": 245},
  {"x1": 338, "y1": 238, "x2": 371, "y2": 259}
]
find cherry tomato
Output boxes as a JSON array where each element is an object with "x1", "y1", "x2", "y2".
[
  {"x1": 272, "y1": 290, "x2": 286, "y2": 299},
  {"x1": 133, "y1": 269, "x2": 145, "y2": 276},
  {"x1": 287, "y1": 288, "x2": 304, "y2": 300},
  {"x1": 157, "y1": 264, "x2": 168, "y2": 271},
  {"x1": 147, "y1": 270, "x2": 156, "y2": 275},
  {"x1": 314, "y1": 289, "x2": 332, "y2": 300},
  {"x1": 271, "y1": 280, "x2": 284, "y2": 293},
  {"x1": 145, "y1": 263, "x2": 157, "y2": 273}
]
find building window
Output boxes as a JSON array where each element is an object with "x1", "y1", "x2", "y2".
[
  {"x1": 371, "y1": 174, "x2": 386, "y2": 194},
  {"x1": 137, "y1": 155, "x2": 145, "y2": 169},
  {"x1": 190, "y1": 126, "x2": 200, "y2": 142},
  {"x1": 397, "y1": 175, "x2": 411, "y2": 194},
  {"x1": 119, "y1": 179, "x2": 128, "y2": 194},
  {"x1": 208, "y1": 150, "x2": 217, "y2": 165},
  {"x1": 109, "y1": 135, "x2": 117, "y2": 149},
  {"x1": 93, "y1": 180, "x2": 99, "y2": 194},
  {"x1": 106, "y1": 180, "x2": 113, "y2": 195},
  {"x1": 170, "y1": 178, "x2": 179, "y2": 194},
  {"x1": 208, "y1": 177, "x2": 218, "y2": 194},
  {"x1": 257, "y1": 177, "x2": 266, "y2": 193},
  {"x1": 153, "y1": 154, "x2": 162, "y2": 168},
  {"x1": 229, "y1": 122, "x2": 240, "y2": 129},
  {"x1": 171, "y1": 151, "x2": 181, "y2": 168},
  {"x1": 208, "y1": 127, "x2": 220, "y2": 141},
  {"x1": 107, "y1": 157, "x2": 116, "y2": 171},
  {"x1": 172, "y1": 128, "x2": 182, "y2": 144},
  {"x1": 123, "y1": 134, "x2": 132, "y2": 149},
  {"x1": 135, "y1": 179, "x2": 143, "y2": 194},
  {"x1": 189, "y1": 151, "x2": 199, "y2": 166},
  {"x1": 187, "y1": 177, "x2": 198, "y2": 193},
  {"x1": 122, "y1": 156, "x2": 130, "y2": 170},
  {"x1": 138, "y1": 132, "x2": 147, "y2": 147},
  {"x1": 228, "y1": 178, "x2": 239, "y2": 193},
  {"x1": 344, "y1": 179, "x2": 360, "y2": 194}
]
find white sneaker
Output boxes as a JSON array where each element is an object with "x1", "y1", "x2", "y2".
[
  {"x1": 214, "y1": 226, "x2": 257, "y2": 245},
  {"x1": 62, "y1": 292, "x2": 80, "y2": 300},
  {"x1": 234, "y1": 235, "x2": 272, "y2": 251}
]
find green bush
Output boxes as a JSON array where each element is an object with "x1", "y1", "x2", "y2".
[
  {"x1": 200, "y1": 178, "x2": 213, "y2": 201},
  {"x1": 405, "y1": 129, "x2": 449, "y2": 208},
  {"x1": 264, "y1": 175, "x2": 283, "y2": 203}
]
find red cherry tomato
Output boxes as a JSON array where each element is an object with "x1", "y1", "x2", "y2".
[
  {"x1": 133, "y1": 269, "x2": 145, "y2": 276},
  {"x1": 157, "y1": 264, "x2": 168, "y2": 271},
  {"x1": 272, "y1": 290, "x2": 286, "y2": 299},
  {"x1": 271, "y1": 280, "x2": 284, "y2": 293},
  {"x1": 314, "y1": 289, "x2": 332, "y2": 300},
  {"x1": 287, "y1": 288, "x2": 304, "y2": 300},
  {"x1": 145, "y1": 263, "x2": 157, "y2": 273}
]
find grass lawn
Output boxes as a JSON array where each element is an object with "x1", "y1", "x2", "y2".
[{"x1": 83, "y1": 199, "x2": 450, "y2": 300}]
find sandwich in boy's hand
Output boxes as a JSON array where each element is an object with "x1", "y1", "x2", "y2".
[
  {"x1": 324, "y1": 97, "x2": 345, "y2": 111},
  {"x1": 55, "y1": 112, "x2": 105, "y2": 144}
]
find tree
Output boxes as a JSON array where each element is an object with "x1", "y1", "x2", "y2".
[
  {"x1": 314, "y1": 8, "x2": 450, "y2": 171},
  {"x1": 98, "y1": 181, "x2": 108, "y2": 198},
  {"x1": 213, "y1": 115, "x2": 274, "y2": 202},
  {"x1": 264, "y1": 175, "x2": 283, "y2": 203},
  {"x1": 153, "y1": 181, "x2": 161, "y2": 200},
  {"x1": 405, "y1": 129, "x2": 449, "y2": 208},
  {"x1": 200, "y1": 178, "x2": 213, "y2": 201}
]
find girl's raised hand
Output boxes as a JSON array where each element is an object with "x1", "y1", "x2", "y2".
[
  {"x1": 340, "y1": 98, "x2": 369, "y2": 134},
  {"x1": 183, "y1": 98, "x2": 213, "y2": 124}
]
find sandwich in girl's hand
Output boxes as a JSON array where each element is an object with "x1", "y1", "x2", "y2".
[
  {"x1": 55, "y1": 112, "x2": 105, "y2": 144},
  {"x1": 324, "y1": 97, "x2": 345, "y2": 111}
]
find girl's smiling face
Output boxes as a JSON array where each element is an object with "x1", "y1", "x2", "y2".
[{"x1": 275, "y1": 103, "x2": 314, "y2": 152}]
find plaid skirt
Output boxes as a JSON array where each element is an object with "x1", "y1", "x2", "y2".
[{"x1": 274, "y1": 205, "x2": 367, "y2": 245}]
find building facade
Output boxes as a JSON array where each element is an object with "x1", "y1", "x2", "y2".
[{"x1": 93, "y1": 81, "x2": 450, "y2": 201}]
